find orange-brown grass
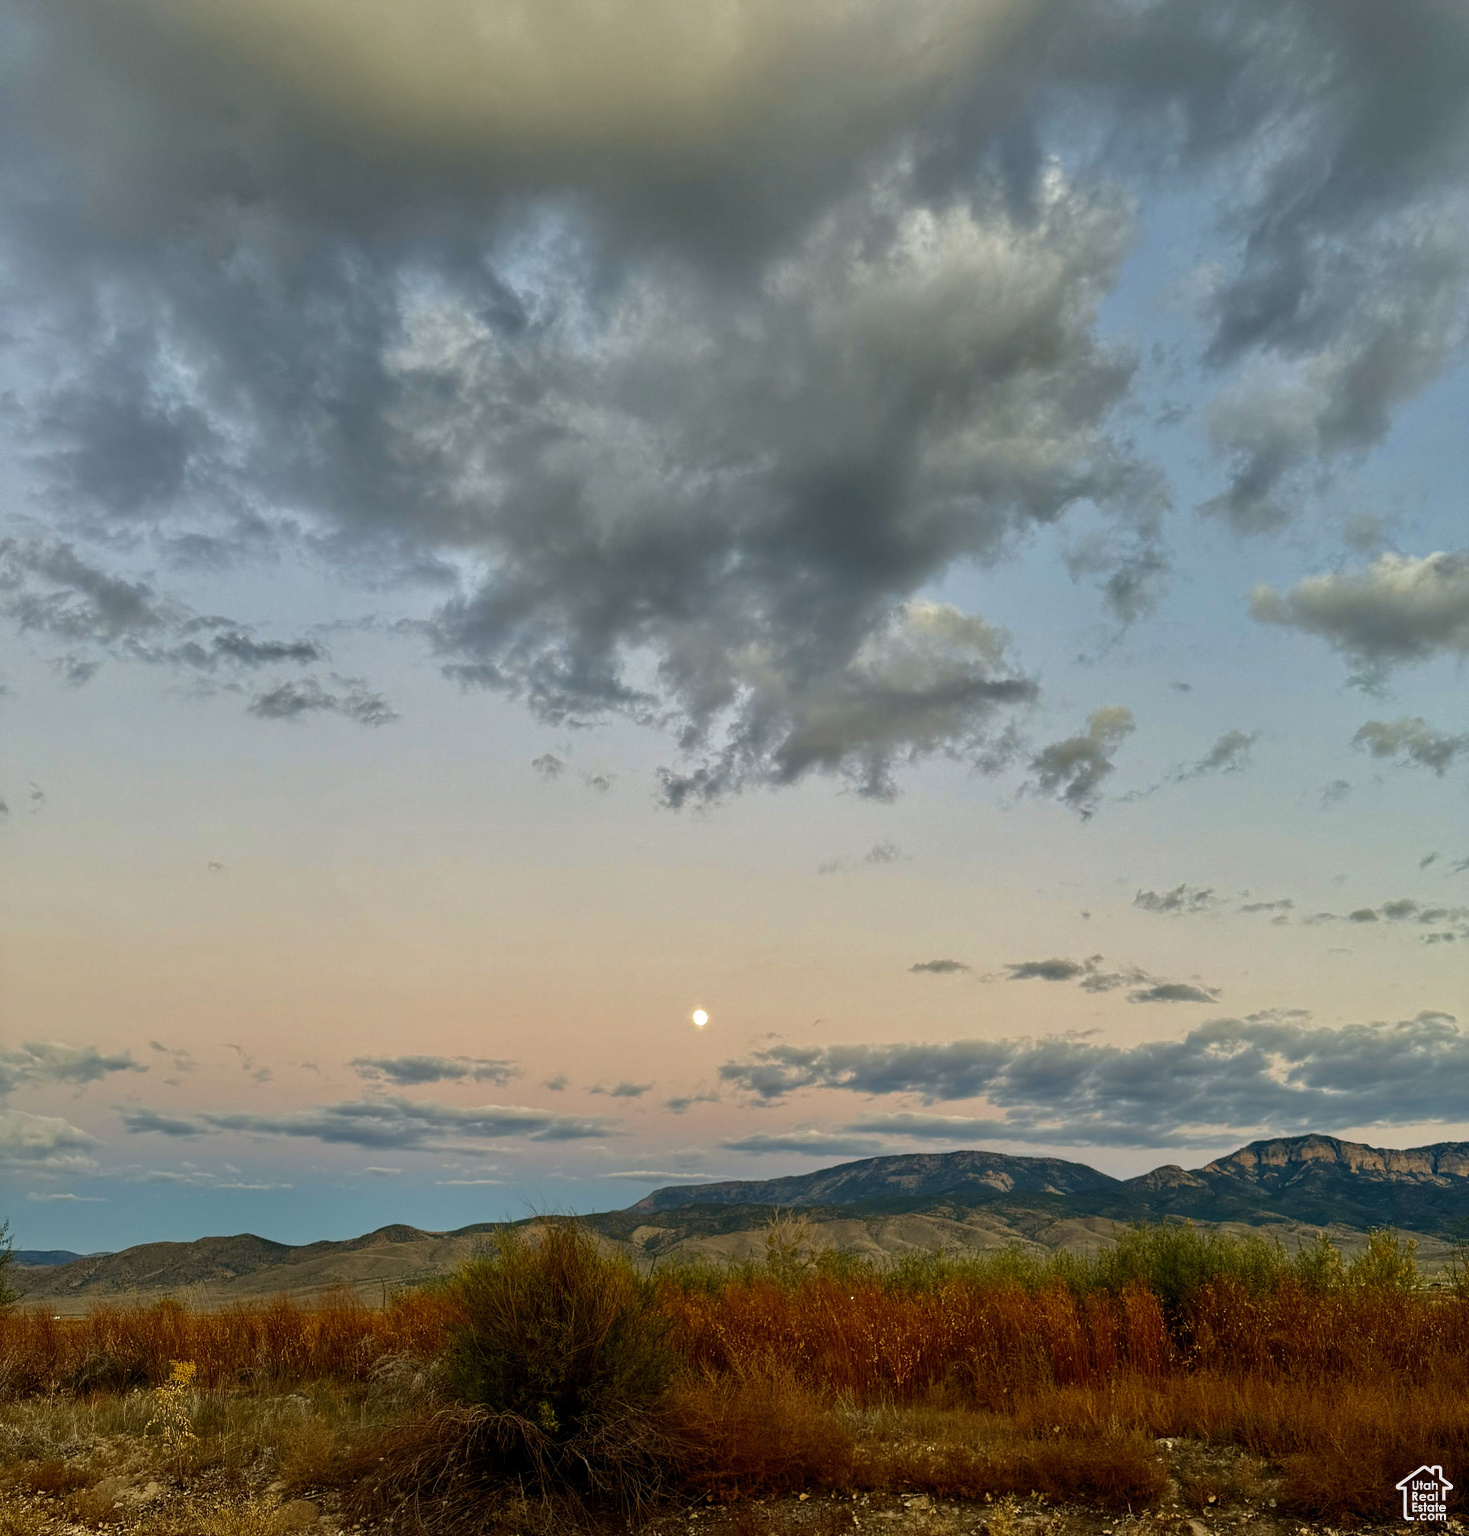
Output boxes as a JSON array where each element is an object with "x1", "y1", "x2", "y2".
[
  {"x1": 0, "y1": 1289, "x2": 455, "y2": 1394},
  {"x1": 8, "y1": 1235, "x2": 1469, "y2": 1521}
]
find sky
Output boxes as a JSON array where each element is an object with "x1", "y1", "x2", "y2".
[{"x1": 1, "y1": 0, "x2": 1467, "y2": 1253}]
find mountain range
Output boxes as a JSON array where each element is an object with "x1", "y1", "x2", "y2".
[{"x1": 11, "y1": 1134, "x2": 1469, "y2": 1310}]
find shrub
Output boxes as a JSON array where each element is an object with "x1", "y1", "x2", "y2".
[{"x1": 440, "y1": 1221, "x2": 679, "y2": 1511}]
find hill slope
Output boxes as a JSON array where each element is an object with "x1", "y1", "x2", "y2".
[
  {"x1": 630, "y1": 1149, "x2": 1121, "y2": 1212},
  {"x1": 15, "y1": 1134, "x2": 1469, "y2": 1310}
]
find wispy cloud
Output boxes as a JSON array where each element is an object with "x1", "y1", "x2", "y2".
[
  {"x1": 351, "y1": 1055, "x2": 519, "y2": 1087},
  {"x1": 120, "y1": 1096, "x2": 620, "y2": 1150}
]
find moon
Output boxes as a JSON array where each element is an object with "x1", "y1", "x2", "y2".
[{"x1": 691, "y1": 1009, "x2": 709, "y2": 1027}]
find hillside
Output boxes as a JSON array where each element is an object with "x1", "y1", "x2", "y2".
[
  {"x1": 629, "y1": 1149, "x2": 1121, "y2": 1212},
  {"x1": 631, "y1": 1134, "x2": 1469, "y2": 1234},
  {"x1": 13, "y1": 1133, "x2": 1469, "y2": 1310}
]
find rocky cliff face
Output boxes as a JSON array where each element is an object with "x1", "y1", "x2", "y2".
[{"x1": 1205, "y1": 1135, "x2": 1469, "y2": 1186}]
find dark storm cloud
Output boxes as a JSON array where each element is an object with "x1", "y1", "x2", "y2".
[
  {"x1": 246, "y1": 678, "x2": 397, "y2": 726},
  {"x1": 1134, "y1": 885, "x2": 1218, "y2": 915},
  {"x1": 910, "y1": 959, "x2": 970, "y2": 975},
  {"x1": 719, "y1": 1010, "x2": 1469, "y2": 1144},
  {"x1": 1027, "y1": 706, "x2": 1135, "y2": 818},
  {"x1": 1252, "y1": 553, "x2": 1469, "y2": 681},
  {"x1": 122, "y1": 1096, "x2": 618, "y2": 1149},
  {"x1": 0, "y1": 1041, "x2": 146, "y2": 1096},
  {"x1": 5, "y1": 0, "x2": 1469, "y2": 793},
  {"x1": 1354, "y1": 717, "x2": 1469, "y2": 776},
  {"x1": 350, "y1": 1055, "x2": 519, "y2": 1087}
]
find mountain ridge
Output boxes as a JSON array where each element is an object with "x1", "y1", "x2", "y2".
[{"x1": 14, "y1": 1134, "x2": 1469, "y2": 1308}]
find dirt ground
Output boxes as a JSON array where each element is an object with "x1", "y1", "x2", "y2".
[{"x1": 0, "y1": 1435, "x2": 1447, "y2": 1536}]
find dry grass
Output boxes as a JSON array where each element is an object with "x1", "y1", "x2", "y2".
[{"x1": 1, "y1": 1224, "x2": 1465, "y2": 1524}]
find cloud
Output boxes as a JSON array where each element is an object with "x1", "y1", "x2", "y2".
[
  {"x1": 1320, "y1": 779, "x2": 1352, "y2": 807},
  {"x1": 149, "y1": 1040, "x2": 196, "y2": 1073},
  {"x1": 50, "y1": 653, "x2": 102, "y2": 686},
  {"x1": 718, "y1": 1010, "x2": 1469, "y2": 1144},
  {"x1": 1006, "y1": 958, "x2": 1085, "y2": 982},
  {"x1": 5, "y1": 0, "x2": 1468, "y2": 783},
  {"x1": 1252, "y1": 553, "x2": 1469, "y2": 681},
  {"x1": 1133, "y1": 885, "x2": 1218, "y2": 916},
  {"x1": 1004, "y1": 953, "x2": 1218, "y2": 1001},
  {"x1": 910, "y1": 959, "x2": 970, "y2": 975},
  {"x1": 0, "y1": 538, "x2": 332, "y2": 687},
  {"x1": 0, "y1": 1108, "x2": 99, "y2": 1171},
  {"x1": 864, "y1": 841, "x2": 906, "y2": 865},
  {"x1": 531, "y1": 753, "x2": 566, "y2": 780},
  {"x1": 1240, "y1": 898, "x2": 1293, "y2": 915},
  {"x1": 119, "y1": 1107, "x2": 206, "y2": 1137},
  {"x1": 121, "y1": 1095, "x2": 619, "y2": 1150},
  {"x1": 590, "y1": 1081, "x2": 653, "y2": 1098},
  {"x1": 1127, "y1": 981, "x2": 1220, "y2": 1005},
  {"x1": 1170, "y1": 729, "x2": 1259, "y2": 781},
  {"x1": 223, "y1": 1043, "x2": 272, "y2": 1084},
  {"x1": 1354, "y1": 717, "x2": 1469, "y2": 776},
  {"x1": 350, "y1": 1055, "x2": 519, "y2": 1087},
  {"x1": 665, "y1": 1092, "x2": 720, "y2": 1114},
  {"x1": 28, "y1": 1192, "x2": 103, "y2": 1203},
  {"x1": 1027, "y1": 706, "x2": 1135, "y2": 818},
  {"x1": 721, "y1": 1129, "x2": 890, "y2": 1158},
  {"x1": 0, "y1": 1041, "x2": 146, "y2": 1097},
  {"x1": 247, "y1": 677, "x2": 397, "y2": 726}
]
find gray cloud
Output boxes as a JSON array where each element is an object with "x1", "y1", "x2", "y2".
[
  {"x1": 1134, "y1": 885, "x2": 1218, "y2": 915},
  {"x1": 664, "y1": 1092, "x2": 720, "y2": 1115},
  {"x1": 1354, "y1": 717, "x2": 1469, "y2": 776},
  {"x1": 247, "y1": 677, "x2": 397, "y2": 726},
  {"x1": 350, "y1": 1055, "x2": 519, "y2": 1087},
  {"x1": 50, "y1": 653, "x2": 102, "y2": 686},
  {"x1": 1252, "y1": 552, "x2": 1469, "y2": 681},
  {"x1": 590, "y1": 1081, "x2": 653, "y2": 1099},
  {"x1": 1128, "y1": 981, "x2": 1220, "y2": 1004},
  {"x1": 4, "y1": 0, "x2": 1467, "y2": 788},
  {"x1": 1171, "y1": 729, "x2": 1259, "y2": 781},
  {"x1": 719, "y1": 1009, "x2": 1469, "y2": 1145},
  {"x1": 1006, "y1": 958, "x2": 1086, "y2": 982},
  {"x1": 0, "y1": 1041, "x2": 146, "y2": 1097},
  {"x1": 1320, "y1": 779, "x2": 1352, "y2": 807},
  {"x1": 120, "y1": 1107, "x2": 206, "y2": 1137},
  {"x1": 1005, "y1": 953, "x2": 1218, "y2": 1001},
  {"x1": 910, "y1": 959, "x2": 970, "y2": 975},
  {"x1": 0, "y1": 537, "x2": 329, "y2": 678},
  {"x1": 1240, "y1": 898, "x2": 1293, "y2": 915},
  {"x1": 122, "y1": 1095, "x2": 619, "y2": 1149},
  {"x1": 531, "y1": 753, "x2": 566, "y2": 780},
  {"x1": 1027, "y1": 706, "x2": 1135, "y2": 818}
]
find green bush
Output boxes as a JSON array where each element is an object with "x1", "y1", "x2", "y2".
[{"x1": 442, "y1": 1221, "x2": 679, "y2": 1510}]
